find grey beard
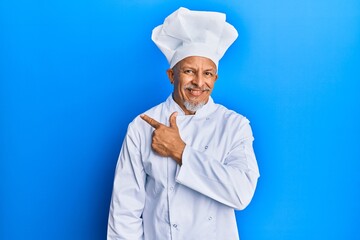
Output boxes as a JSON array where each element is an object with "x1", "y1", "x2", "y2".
[{"x1": 183, "y1": 100, "x2": 206, "y2": 113}]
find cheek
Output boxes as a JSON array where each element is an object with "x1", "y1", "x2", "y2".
[
  {"x1": 206, "y1": 80, "x2": 216, "y2": 89},
  {"x1": 173, "y1": 81, "x2": 186, "y2": 98},
  {"x1": 177, "y1": 80, "x2": 190, "y2": 92}
]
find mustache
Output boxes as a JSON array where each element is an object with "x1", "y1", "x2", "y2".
[{"x1": 184, "y1": 84, "x2": 211, "y2": 92}]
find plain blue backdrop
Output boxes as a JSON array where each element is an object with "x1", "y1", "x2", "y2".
[{"x1": 1, "y1": 0, "x2": 359, "y2": 239}]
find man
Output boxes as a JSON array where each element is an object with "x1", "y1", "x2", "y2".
[{"x1": 108, "y1": 7, "x2": 260, "y2": 240}]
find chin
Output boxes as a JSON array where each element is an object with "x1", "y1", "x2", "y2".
[{"x1": 184, "y1": 100, "x2": 206, "y2": 112}]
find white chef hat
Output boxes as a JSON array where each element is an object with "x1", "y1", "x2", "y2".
[{"x1": 151, "y1": 7, "x2": 238, "y2": 69}]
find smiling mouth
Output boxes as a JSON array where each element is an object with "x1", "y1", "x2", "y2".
[{"x1": 186, "y1": 88, "x2": 210, "y2": 97}]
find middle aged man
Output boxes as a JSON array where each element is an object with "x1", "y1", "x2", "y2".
[{"x1": 108, "y1": 7, "x2": 260, "y2": 240}]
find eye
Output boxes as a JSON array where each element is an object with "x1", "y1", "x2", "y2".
[
  {"x1": 183, "y1": 69, "x2": 195, "y2": 75},
  {"x1": 204, "y1": 71, "x2": 214, "y2": 77}
]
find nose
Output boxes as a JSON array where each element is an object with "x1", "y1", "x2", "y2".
[{"x1": 192, "y1": 72, "x2": 205, "y2": 87}]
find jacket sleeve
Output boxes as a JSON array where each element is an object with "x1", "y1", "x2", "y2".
[
  {"x1": 175, "y1": 119, "x2": 260, "y2": 210},
  {"x1": 107, "y1": 124, "x2": 146, "y2": 240}
]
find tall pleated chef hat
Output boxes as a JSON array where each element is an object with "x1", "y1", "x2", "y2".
[{"x1": 151, "y1": 7, "x2": 238, "y2": 68}]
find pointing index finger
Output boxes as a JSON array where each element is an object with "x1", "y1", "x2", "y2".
[{"x1": 140, "y1": 114, "x2": 162, "y2": 129}]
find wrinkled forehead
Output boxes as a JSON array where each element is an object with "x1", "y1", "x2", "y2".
[{"x1": 173, "y1": 56, "x2": 217, "y2": 71}]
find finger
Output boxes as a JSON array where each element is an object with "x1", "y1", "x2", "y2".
[
  {"x1": 140, "y1": 114, "x2": 162, "y2": 129},
  {"x1": 169, "y1": 112, "x2": 178, "y2": 129}
]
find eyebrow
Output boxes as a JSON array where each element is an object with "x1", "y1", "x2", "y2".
[
  {"x1": 179, "y1": 65, "x2": 195, "y2": 69},
  {"x1": 180, "y1": 66, "x2": 216, "y2": 72}
]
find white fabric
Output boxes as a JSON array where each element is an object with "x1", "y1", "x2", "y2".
[
  {"x1": 152, "y1": 7, "x2": 238, "y2": 68},
  {"x1": 107, "y1": 95, "x2": 260, "y2": 240}
]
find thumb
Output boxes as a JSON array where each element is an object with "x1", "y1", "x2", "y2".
[{"x1": 169, "y1": 112, "x2": 178, "y2": 129}]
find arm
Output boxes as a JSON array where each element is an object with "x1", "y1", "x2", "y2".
[
  {"x1": 141, "y1": 113, "x2": 259, "y2": 210},
  {"x1": 107, "y1": 124, "x2": 145, "y2": 240},
  {"x1": 176, "y1": 122, "x2": 259, "y2": 210}
]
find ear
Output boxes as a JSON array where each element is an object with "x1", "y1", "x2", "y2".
[{"x1": 166, "y1": 69, "x2": 175, "y2": 84}]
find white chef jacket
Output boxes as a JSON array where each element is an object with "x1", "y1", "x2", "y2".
[{"x1": 107, "y1": 95, "x2": 260, "y2": 240}]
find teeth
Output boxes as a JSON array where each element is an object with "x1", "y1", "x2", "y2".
[{"x1": 189, "y1": 89, "x2": 202, "y2": 96}]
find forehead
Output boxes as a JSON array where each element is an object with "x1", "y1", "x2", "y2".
[{"x1": 177, "y1": 56, "x2": 217, "y2": 70}]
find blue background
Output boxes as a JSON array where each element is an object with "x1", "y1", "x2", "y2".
[{"x1": 1, "y1": 0, "x2": 359, "y2": 239}]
